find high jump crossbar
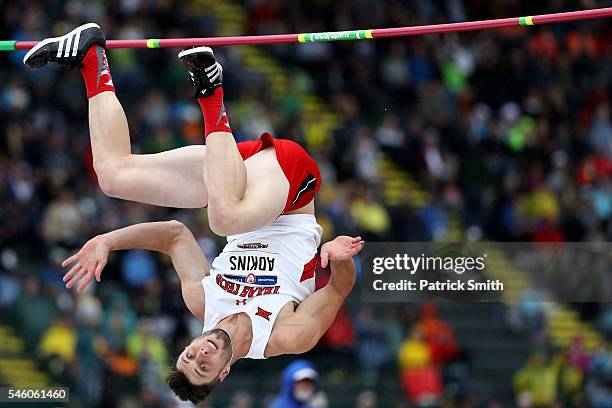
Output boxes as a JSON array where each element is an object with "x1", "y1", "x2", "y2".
[{"x1": 1, "y1": 7, "x2": 611, "y2": 51}]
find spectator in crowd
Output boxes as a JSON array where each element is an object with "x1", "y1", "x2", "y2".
[
  {"x1": 380, "y1": 307, "x2": 404, "y2": 365},
  {"x1": 101, "y1": 294, "x2": 138, "y2": 350},
  {"x1": 587, "y1": 342, "x2": 612, "y2": 408},
  {"x1": 41, "y1": 189, "x2": 84, "y2": 247},
  {"x1": 11, "y1": 276, "x2": 59, "y2": 349},
  {"x1": 556, "y1": 346, "x2": 585, "y2": 406},
  {"x1": 38, "y1": 316, "x2": 77, "y2": 363},
  {"x1": 355, "y1": 390, "x2": 378, "y2": 408},
  {"x1": 398, "y1": 327, "x2": 443, "y2": 405},
  {"x1": 350, "y1": 189, "x2": 391, "y2": 241},
  {"x1": 567, "y1": 336, "x2": 592, "y2": 373},
  {"x1": 355, "y1": 307, "x2": 389, "y2": 385},
  {"x1": 126, "y1": 319, "x2": 168, "y2": 394},
  {"x1": 270, "y1": 360, "x2": 327, "y2": 408},
  {"x1": 507, "y1": 288, "x2": 551, "y2": 340},
  {"x1": 100, "y1": 345, "x2": 139, "y2": 408},
  {"x1": 418, "y1": 302, "x2": 459, "y2": 365},
  {"x1": 514, "y1": 351, "x2": 558, "y2": 407},
  {"x1": 73, "y1": 303, "x2": 105, "y2": 406},
  {"x1": 320, "y1": 305, "x2": 356, "y2": 356}
]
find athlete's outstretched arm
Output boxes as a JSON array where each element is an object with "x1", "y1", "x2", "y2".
[
  {"x1": 61, "y1": 221, "x2": 208, "y2": 319},
  {"x1": 270, "y1": 236, "x2": 364, "y2": 355}
]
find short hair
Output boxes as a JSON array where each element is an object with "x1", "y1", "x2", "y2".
[{"x1": 166, "y1": 367, "x2": 219, "y2": 404}]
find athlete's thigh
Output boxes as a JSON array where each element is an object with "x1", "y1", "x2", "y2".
[
  {"x1": 240, "y1": 148, "x2": 290, "y2": 230},
  {"x1": 119, "y1": 145, "x2": 208, "y2": 208}
]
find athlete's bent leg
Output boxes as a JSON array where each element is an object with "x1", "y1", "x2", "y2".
[
  {"x1": 179, "y1": 47, "x2": 289, "y2": 235},
  {"x1": 88, "y1": 92, "x2": 208, "y2": 208},
  {"x1": 83, "y1": 46, "x2": 210, "y2": 208},
  {"x1": 24, "y1": 23, "x2": 210, "y2": 208}
]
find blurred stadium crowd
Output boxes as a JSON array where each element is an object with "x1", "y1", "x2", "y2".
[{"x1": 0, "y1": 0, "x2": 611, "y2": 406}]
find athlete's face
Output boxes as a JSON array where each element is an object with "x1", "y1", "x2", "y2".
[{"x1": 176, "y1": 329, "x2": 232, "y2": 385}]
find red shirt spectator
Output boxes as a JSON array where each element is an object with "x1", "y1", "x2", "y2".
[{"x1": 419, "y1": 303, "x2": 459, "y2": 365}]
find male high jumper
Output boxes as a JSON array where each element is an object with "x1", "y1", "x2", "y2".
[{"x1": 24, "y1": 23, "x2": 364, "y2": 404}]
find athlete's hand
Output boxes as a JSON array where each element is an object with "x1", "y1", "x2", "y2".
[
  {"x1": 61, "y1": 235, "x2": 110, "y2": 292},
  {"x1": 320, "y1": 236, "x2": 365, "y2": 268}
]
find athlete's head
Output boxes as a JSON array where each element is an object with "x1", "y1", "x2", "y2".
[{"x1": 166, "y1": 328, "x2": 232, "y2": 404}]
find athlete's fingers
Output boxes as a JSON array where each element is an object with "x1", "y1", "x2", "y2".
[
  {"x1": 66, "y1": 268, "x2": 88, "y2": 289},
  {"x1": 94, "y1": 260, "x2": 106, "y2": 282},
  {"x1": 63, "y1": 263, "x2": 82, "y2": 282},
  {"x1": 77, "y1": 273, "x2": 95, "y2": 293},
  {"x1": 351, "y1": 236, "x2": 362, "y2": 243},
  {"x1": 62, "y1": 253, "x2": 79, "y2": 267},
  {"x1": 349, "y1": 242, "x2": 364, "y2": 252},
  {"x1": 320, "y1": 250, "x2": 329, "y2": 268},
  {"x1": 348, "y1": 242, "x2": 364, "y2": 255}
]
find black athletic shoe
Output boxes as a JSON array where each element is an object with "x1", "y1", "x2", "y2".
[
  {"x1": 178, "y1": 46, "x2": 223, "y2": 98},
  {"x1": 23, "y1": 22, "x2": 106, "y2": 69}
]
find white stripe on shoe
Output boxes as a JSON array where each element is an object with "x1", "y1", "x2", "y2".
[
  {"x1": 206, "y1": 66, "x2": 218, "y2": 77},
  {"x1": 23, "y1": 22, "x2": 101, "y2": 65},
  {"x1": 72, "y1": 29, "x2": 81, "y2": 56},
  {"x1": 64, "y1": 34, "x2": 73, "y2": 57},
  {"x1": 206, "y1": 63, "x2": 222, "y2": 80},
  {"x1": 56, "y1": 38, "x2": 65, "y2": 58}
]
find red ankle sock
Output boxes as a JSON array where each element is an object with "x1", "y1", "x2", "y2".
[
  {"x1": 80, "y1": 45, "x2": 115, "y2": 99},
  {"x1": 197, "y1": 87, "x2": 232, "y2": 138}
]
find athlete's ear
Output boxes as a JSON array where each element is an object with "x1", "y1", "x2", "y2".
[{"x1": 219, "y1": 365, "x2": 231, "y2": 382}]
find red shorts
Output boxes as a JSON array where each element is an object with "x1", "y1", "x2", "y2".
[{"x1": 237, "y1": 133, "x2": 321, "y2": 213}]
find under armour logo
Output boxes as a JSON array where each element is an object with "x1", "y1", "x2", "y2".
[
  {"x1": 255, "y1": 307, "x2": 272, "y2": 320},
  {"x1": 235, "y1": 299, "x2": 247, "y2": 306}
]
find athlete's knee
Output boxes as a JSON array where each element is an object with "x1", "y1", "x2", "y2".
[
  {"x1": 93, "y1": 162, "x2": 115, "y2": 196},
  {"x1": 93, "y1": 158, "x2": 125, "y2": 197},
  {"x1": 207, "y1": 201, "x2": 241, "y2": 236}
]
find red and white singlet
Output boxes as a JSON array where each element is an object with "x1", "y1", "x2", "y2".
[{"x1": 201, "y1": 214, "x2": 322, "y2": 359}]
